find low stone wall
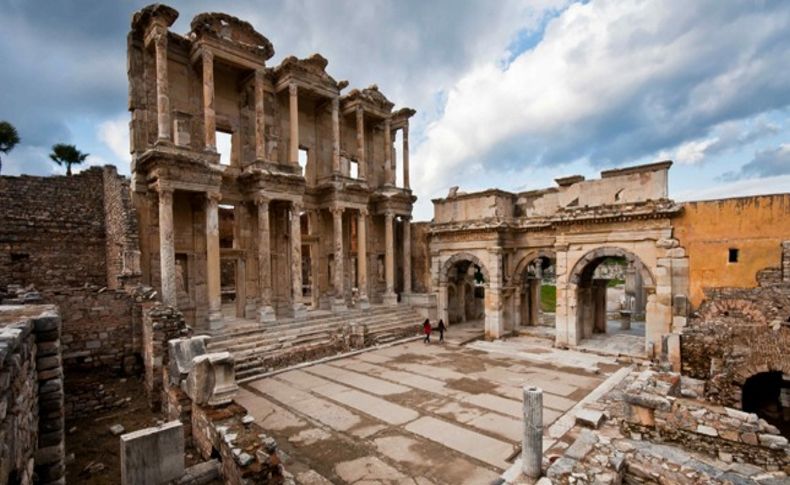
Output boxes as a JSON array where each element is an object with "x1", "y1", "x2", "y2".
[
  {"x1": 0, "y1": 305, "x2": 65, "y2": 485},
  {"x1": 192, "y1": 402, "x2": 286, "y2": 484},
  {"x1": 622, "y1": 370, "x2": 788, "y2": 467}
]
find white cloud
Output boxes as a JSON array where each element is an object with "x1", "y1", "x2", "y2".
[
  {"x1": 98, "y1": 116, "x2": 129, "y2": 163},
  {"x1": 411, "y1": 0, "x2": 790, "y2": 215},
  {"x1": 675, "y1": 174, "x2": 790, "y2": 202}
]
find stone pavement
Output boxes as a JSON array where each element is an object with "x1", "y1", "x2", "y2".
[{"x1": 237, "y1": 339, "x2": 618, "y2": 484}]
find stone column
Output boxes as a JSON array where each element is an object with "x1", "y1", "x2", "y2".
[
  {"x1": 521, "y1": 386, "x2": 543, "y2": 479},
  {"x1": 289, "y1": 83, "x2": 299, "y2": 166},
  {"x1": 402, "y1": 123, "x2": 410, "y2": 189},
  {"x1": 356, "y1": 106, "x2": 366, "y2": 180},
  {"x1": 332, "y1": 96, "x2": 341, "y2": 174},
  {"x1": 529, "y1": 279, "x2": 541, "y2": 326},
  {"x1": 593, "y1": 279, "x2": 608, "y2": 333},
  {"x1": 331, "y1": 207, "x2": 347, "y2": 311},
  {"x1": 402, "y1": 216, "x2": 412, "y2": 295},
  {"x1": 384, "y1": 118, "x2": 393, "y2": 186},
  {"x1": 383, "y1": 211, "x2": 397, "y2": 305},
  {"x1": 357, "y1": 209, "x2": 369, "y2": 308},
  {"x1": 154, "y1": 32, "x2": 171, "y2": 141},
  {"x1": 291, "y1": 201, "x2": 306, "y2": 317},
  {"x1": 157, "y1": 187, "x2": 176, "y2": 306},
  {"x1": 206, "y1": 192, "x2": 223, "y2": 329},
  {"x1": 310, "y1": 211, "x2": 320, "y2": 309},
  {"x1": 254, "y1": 69, "x2": 266, "y2": 161},
  {"x1": 256, "y1": 197, "x2": 275, "y2": 322},
  {"x1": 202, "y1": 50, "x2": 216, "y2": 151}
]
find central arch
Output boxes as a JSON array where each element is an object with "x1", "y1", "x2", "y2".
[
  {"x1": 512, "y1": 250, "x2": 556, "y2": 328},
  {"x1": 565, "y1": 246, "x2": 655, "y2": 349}
]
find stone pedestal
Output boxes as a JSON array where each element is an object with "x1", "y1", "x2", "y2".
[
  {"x1": 167, "y1": 335, "x2": 210, "y2": 385},
  {"x1": 121, "y1": 421, "x2": 184, "y2": 485},
  {"x1": 183, "y1": 352, "x2": 238, "y2": 407}
]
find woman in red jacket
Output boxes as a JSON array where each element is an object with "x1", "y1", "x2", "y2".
[{"x1": 422, "y1": 319, "x2": 432, "y2": 344}]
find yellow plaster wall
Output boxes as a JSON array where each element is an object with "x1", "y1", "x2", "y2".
[{"x1": 673, "y1": 194, "x2": 790, "y2": 308}]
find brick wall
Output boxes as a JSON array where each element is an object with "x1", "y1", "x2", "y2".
[{"x1": 0, "y1": 168, "x2": 108, "y2": 289}]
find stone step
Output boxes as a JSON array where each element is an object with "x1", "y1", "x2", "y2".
[
  {"x1": 208, "y1": 307, "x2": 419, "y2": 349},
  {"x1": 209, "y1": 306, "x2": 415, "y2": 344}
]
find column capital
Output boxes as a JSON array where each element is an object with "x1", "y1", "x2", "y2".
[
  {"x1": 358, "y1": 207, "x2": 369, "y2": 217},
  {"x1": 153, "y1": 30, "x2": 168, "y2": 49},
  {"x1": 206, "y1": 191, "x2": 222, "y2": 203},
  {"x1": 289, "y1": 82, "x2": 298, "y2": 96},
  {"x1": 291, "y1": 200, "x2": 303, "y2": 213},
  {"x1": 356, "y1": 104, "x2": 364, "y2": 116},
  {"x1": 202, "y1": 48, "x2": 214, "y2": 63},
  {"x1": 254, "y1": 195, "x2": 270, "y2": 207},
  {"x1": 400, "y1": 214, "x2": 412, "y2": 222},
  {"x1": 331, "y1": 206, "x2": 345, "y2": 217},
  {"x1": 384, "y1": 209, "x2": 395, "y2": 219},
  {"x1": 156, "y1": 184, "x2": 174, "y2": 197}
]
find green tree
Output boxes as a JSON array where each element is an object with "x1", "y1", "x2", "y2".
[
  {"x1": 49, "y1": 143, "x2": 88, "y2": 176},
  {"x1": 0, "y1": 121, "x2": 20, "y2": 174}
]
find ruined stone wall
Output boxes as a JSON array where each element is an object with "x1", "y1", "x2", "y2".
[
  {"x1": 102, "y1": 166, "x2": 141, "y2": 289},
  {"x1": 0, "y1": 168, "x2": 108, "y2": 289},
  {"x1": 681, "y1": 277, "x2": 790, "y2": 406},
  {"x1": 673, "y1": 194, "x2": 790, "y2": 308},
  {"x1": 0, "y1": 305, "x2": 65, "y2": 485}
]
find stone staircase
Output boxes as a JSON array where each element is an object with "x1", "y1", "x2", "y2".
[{"x1": 207, "y1": 305, "x2": 424, "y2": 382}]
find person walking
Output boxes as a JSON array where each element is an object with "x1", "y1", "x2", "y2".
[
  {"x1": 422, "y1": 319, "x2": 432, "y2": 344},
  {"x1": 437, "y1": 319, "x2": 446, "y2": 343}
]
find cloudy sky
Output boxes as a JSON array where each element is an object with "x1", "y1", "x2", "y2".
[{"x1": 1, "y1": 0, "x2": 789, "y2": 220}]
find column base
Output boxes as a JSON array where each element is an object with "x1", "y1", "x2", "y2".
[
  {"x1": 293, "y1": 303, "x2": 307, "y2": 319},
  {"x1": 620, "y1": 319, "x2": 631, "y2": 330},
  {"x1": 331, "y1": 298, "x2": 347, "y2": 312},
  {"x1": 208, "y1": 311, "x2": 224, "y2": 330},
  {"x1": 357, "y1": 296, "x2": 370, "y2": 309},
  {"x1": 383, "y1": 292, "x2": 398, "y2": 306},
  {"x1": 258, "y1": 305, "x2": 276, "y2": 323},
  {"x1": 244, "y1": 300, "x2": 258, "y2": 320}
]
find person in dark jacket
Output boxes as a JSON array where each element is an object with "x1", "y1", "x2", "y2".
[
  {"x1": 422, "y1": 319, "x2": 432, "y2": 343},
  {"x1": 437, "y1": 319, "x2": 446, "y2": 343}
]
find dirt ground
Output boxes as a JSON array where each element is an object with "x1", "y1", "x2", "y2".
[{"x1": 64, "y1": 374, "x2": 207, "y2": 484}]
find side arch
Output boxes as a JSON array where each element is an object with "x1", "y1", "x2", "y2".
[{"x1": 512, "y1": 249, "x2": 556, "y2": 285}]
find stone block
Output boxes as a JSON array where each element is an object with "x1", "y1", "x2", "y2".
[
  {"x1": 183, "y1": 352, "x2": 238, "y2": 407},
  {"x1": 121, "y1": 421, "x2": 184, "y2": 485},
  {"x1": 168, "y1": 336, "x2": 209, "y2": 385},
  {"x1": 575, "y1": 408, "x2": 605, "y2": 429}
]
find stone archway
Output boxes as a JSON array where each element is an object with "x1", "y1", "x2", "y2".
[
  {"x1": 562, "y1": 246, "x2": 655, "y2": 349},
  {"x1": 513, "y1": 251, "x2": 556, "y2": 328}
]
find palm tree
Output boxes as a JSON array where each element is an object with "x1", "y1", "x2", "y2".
[
  {"x1": 49, "y1": 143, "x2": 88, "y2": 176},
  {"x1": 0, "y1": 121, "x2": 20, "y2": 174}
]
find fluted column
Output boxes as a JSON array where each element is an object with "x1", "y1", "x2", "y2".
[
  {"x1": 384, "y1": 118, "x2": 393, "y2": 186},
  {"x1": 289, "y1": 83, "x2": 299, "y2": 166},
  {"x1": 332, "y1": 207, "x2": 347, "y2": 311},
  {"x1": 383, "y1": 210, "x2": 397, "y2": 305},
  {"x1": 206, "y1": 191, "x2": 223, "y2": 328},
  {"x1": 356, "y1": 106, "x2": 366, "y2": 180},
  {"x1": 157, "y1": 187, "x2": 176, "y2": 306},
  {"x1": 402, "y1": 216, "x2": 412, "y2": 295},
  {"x1": 402, "y1": 123, "x2": 410, "y2": 189},
  {"x1": 332, "y1": 97, "x2": 340, "y2": 174},
  {"x1": 357, "y1": 209, "x2": 369, "y2": 308},
  {"x1": 256, "y1": 196, "x2": 275, "y2": 322},
  {"x1": 254, "y1": 69, "x2": 266, "y2": 161},
  {"x1": 291, "y1": 201, "x2": 305, "y2": 317},
  {"x1": 154, "y1": 32, "x2": 171, "y2": 141},
  {"x1": 202, "y1": 50, "x2": 216, "y2": 151}
]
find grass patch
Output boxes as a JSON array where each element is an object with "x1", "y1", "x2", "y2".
[
  {"x1": 607, "y1": 278, "x2": 625, "y2": 287},
  {"x1": 540, "y1": 285, "x2": 556, "y2": 312}
]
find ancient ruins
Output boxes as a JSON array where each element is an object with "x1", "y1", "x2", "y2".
[{"x1": 0, "y1": 4, "x2": 787, "y2": 484}]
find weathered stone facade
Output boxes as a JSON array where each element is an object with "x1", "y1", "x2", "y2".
[
  {"x1": 428, "y1": 161, "x2": 684, "y2": 356},
  {"x1": 128, "y1": 4, "x2": 416, "y2": 330}
]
